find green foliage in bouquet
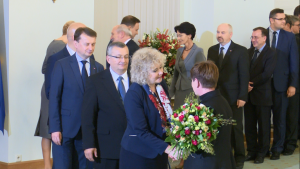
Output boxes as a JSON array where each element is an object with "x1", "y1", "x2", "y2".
[{"x1": 165, "y1": 93, "x2": 235, "y2": 160}]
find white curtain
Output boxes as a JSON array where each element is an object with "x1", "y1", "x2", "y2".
[{"x1": 117, "y1": 0, "x2": 181, "y2": 42}]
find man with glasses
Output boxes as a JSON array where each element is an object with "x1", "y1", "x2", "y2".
[
  {"x1": 266, "y1": 8, "x2": 299, "y2": 160},
  {"x1": 244, "y1": 27, "x2": 276, "y2": 164},
  {"x1": 82, "y1": 42, "x2": 130, "y2": 169}
]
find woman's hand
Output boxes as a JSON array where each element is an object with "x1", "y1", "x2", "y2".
[{"x1": 165, "y1": 145, "x2": 181, "y2": 161}]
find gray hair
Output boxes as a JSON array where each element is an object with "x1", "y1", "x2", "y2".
[
  {"x1": 290, "y1": 15, "x2": 300, "y2": 25},
  {"x1": 107, "y1": 42, "x2": 127, "y2": 56},
  {"x1": 116, "y1": 24, "x2": 132, "y2": 37},
  {"x1": 130, "y1": 48, "x2": 166, "y2": 85}
]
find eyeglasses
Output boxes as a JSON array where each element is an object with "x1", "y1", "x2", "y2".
[
  {"x1": 292, "y1": 24, "x2": 300, "y2": 27},
  {"x1": 108, "y1": 55, "x2": 130, "y2": 60},
  {"x1": 272, "y1": 18, "x2": 286, "y2": 21},
  {"x1": 250, "y1": 36, "x2": 261, "y2": 40}
]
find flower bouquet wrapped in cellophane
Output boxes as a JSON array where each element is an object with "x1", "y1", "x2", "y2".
[{"x1": 165, "y1": 93, "x2": 236, "y2": 160}]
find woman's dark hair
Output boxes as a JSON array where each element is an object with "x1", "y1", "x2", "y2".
[{"x1": 174, "y1": 22, "x2": 196, "y2": 40}]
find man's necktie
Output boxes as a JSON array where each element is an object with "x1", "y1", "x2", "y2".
[
  {"x1": 81, "y1": 60, "x2": 88, "y2": 89},
  {"x1": 118, "y1": 76, "x2": 126, "y2": 101},
  {"x1": 271, "y1": 31, "x2": 277, "y2": 49},
  {"x1": 218, "y1": 47, "x2": 225, "y2": 68},
  {"x1": 250, "y1": 50, "x2": 259, "y2": 69}
]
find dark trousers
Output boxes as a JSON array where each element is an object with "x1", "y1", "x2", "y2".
[
  {"x1": 284, "y1": 92, "x2": 299, "y2": 150},
  {"x1": 93, "y1": 158, "x2": 119, "y2": 169},
  {"x1": 271, "y1": 86, "x2": 289, "y2": 153},
  {"x1": 230, "y1": 105, "x2": 245, "y2": 162},
  {"x1": 244, "y1": 101, "x2": 271, "y2": 157},
  {"x1": 52, "y1": 130, "x2": 87, "y2": 169}
]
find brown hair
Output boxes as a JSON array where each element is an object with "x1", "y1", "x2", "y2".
[
  {"x1": 253, "y1": 27, "x2": 268, "y2": 37},
  {"x1": 269, "y1": 8, "x2": 284, "y2": 19},
  {"x1": 74, "y1": 27, "x2": 97, "y2": 42},
  {"x1": 62, "y1": 21, "x2": 75, "y2": 35},
  {"x1": 190, "y1": 61, "x2": 219, "y2": 88},
  {"x1": 121, "y1": 15, "x2": 140, "y2": 27}
]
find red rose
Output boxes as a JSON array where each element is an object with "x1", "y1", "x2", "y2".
[
  {"x1": 196, "y1": 106, "x2": 201, "y2": 110},
  {"x1": 183, "y1": 105, "x2": 186, "y2": 109},
  {"x1": 192, "y1": 139, "x2": 198, "y2": 145},
  {"x1": 179, "y1": 115, "x2": 184, "y2": 122},
  {"x1": 207, "y1": 132, "x2": 212, "y2": 139},
  {"x1": 173, "y1": 113, "x2": 178, "y2": 118},
  {"x1": 194, "y1": 116, "x2": 199, "y2": 122},
  {"x1": 205, "y1": 119, "x2": 211, "y2": 125},
  {"x1": 185, "y1": 129, "x2": 190, "y2": 135},
  {"x1": 190, "y1": 103, "x2": 193, "y2": 107},
  {"x1": 195, "y1": 130, "x2": 200, "y2": 135},
  {"x1": 175, "y1": 134, "x2": 181, "y2": 139}
]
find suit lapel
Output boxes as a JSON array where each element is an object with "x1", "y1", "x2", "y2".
[
  {"x1": 102, "y1": 70, "x2": 125, "y2": 110},
  {"x1": 266, "y1": 28, "x2": 270, "y2": 47},
  {"x1": 248, "y1": 48, "x2": 255, "y2": 63},
  {"x1": 184, "y1": 44, "x2": 196, "y2": 63},
  {"x1": 89, "y1": 55, "x2": 96, "y2": 75},
  {"x1": 221, "y1": 41, "x2": 235, "y2": 70},
  {"x1": 69, "y1": 55, "x2": 84, "y2": 94},
  {"x1": 251, "y1": 46, "x2": 268, "y2": 71},
  {"x1": 276, "y1": 30, "x2": 284, "y2": 50}
]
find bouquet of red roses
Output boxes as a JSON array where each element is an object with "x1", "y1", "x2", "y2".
[
  {"x1": 138, "y1": 28, "x2": 180, "y2": 86},
  {"x1": 165, "y1": 93, "x2": 235, "y2": 160}
]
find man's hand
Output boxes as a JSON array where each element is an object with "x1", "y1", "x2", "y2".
[
  {"x1": 287, "y1": 86, "x2": 296, "y2": 97},
  {"x1": 237, "y1": 100, "x2": 246, "y2": 108},
  {"x1": 248, "y1": 82, "x2": 253, "y2": 92},
  {"x1": 51, "y1": 132, "x2": 62, "y2": 145},
  {"x1": 84, "y1": 148, "x2": 98, "y2": 162}
]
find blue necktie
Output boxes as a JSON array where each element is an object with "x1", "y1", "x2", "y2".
[
  {"x1": 118, "y1": 76, "x2": 126, "y2": 101},
  {"x1": 271, "y1": 31, "x2": 277, "y2": 49},
  {"x1": 81, "y1": 60, "x2": 88, "y2": 89}
]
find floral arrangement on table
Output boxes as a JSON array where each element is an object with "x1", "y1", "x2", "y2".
[
  {"x1": 165, "y1": 93, "x2": 236, "y2": 160},
  {"x1": 138, "y1": 28, "x2": 181, "y2": 86}
]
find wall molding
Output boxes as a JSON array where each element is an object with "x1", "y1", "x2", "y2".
[{"x1": 0, "y1": 159, "x2": 52, "y2": 169}]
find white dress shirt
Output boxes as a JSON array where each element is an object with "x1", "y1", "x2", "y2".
[
  {"x1": 109, "y1": 67, "x2": 129, "y2": 92},
  {"x1": 66, "y1": 44, "x2": 75, "y2": 56}
]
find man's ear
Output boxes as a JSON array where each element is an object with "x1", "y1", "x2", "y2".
[
  {"x1": 106, "y1": 55, "x2": 110, "y2": 64},
  {"x1": 74, "y1": 40, "x2": 79, "y2": 48},
  {"x1": 197, "y1": 80, "x2": 201, "y2": 88}
]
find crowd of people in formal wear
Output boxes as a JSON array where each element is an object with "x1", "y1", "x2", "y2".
[{"x1": 33, "y1": 6, "x2": 300, "y2": 169}]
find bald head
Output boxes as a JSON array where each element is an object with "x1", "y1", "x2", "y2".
[
  {"x1": 67, "y1": 22, "x2": 86, "y2": 42},
  {"x1": 110, "y1": 24, "x2": 132, "y2": 43},
  {"x1": 216, "y1": 23, "x2": 233, "y2": 46}
]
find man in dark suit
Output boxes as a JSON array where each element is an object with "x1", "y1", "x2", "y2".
[
  {"x1": 49, "y1": 27, "x2": 104, "y2": 169},
  {"x1": 283, "y1": 15, "x2": 300, "y2": 155},
  {"x1": 266, "y1": 9, "x2": 299, "y2": 160},
  {"x1": 106, "y1": 24, "x2": 139, "y2": 70},
  {"x1": 45, "y1": 22, "x2": 95, "y2": 99},
  {"x1": 82, "y1": 42, "x2": 129, "y2": 169},
  {"x1": 244, "y1": 27, "x2": 277, "y2": 164},
  {"x1": 106, "y1": 15, "x2": 140, "y2": 68},
  {"x1": 207, "y1": 23, "x2": 249, "y2": 169}
]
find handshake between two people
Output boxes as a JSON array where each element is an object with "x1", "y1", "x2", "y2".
[{"x1": 164, "y1": 145, "x2": 182, "y2": 161}]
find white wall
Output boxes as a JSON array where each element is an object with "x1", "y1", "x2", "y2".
[{"x1": 0, "y1": 0, "x2": 94, "y2": 163}]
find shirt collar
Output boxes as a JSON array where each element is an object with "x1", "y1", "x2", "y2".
[
  {"x1": 75, "y1": 53, "x2": 90, "y2": 63},
  {"x1": 109, "y1": 66, "x2": 128, "y2": 82},
  {"x1": 256, "y1": 43, "x2": 266, "y2": 53},
  {"x1": 269, "y1": 27, "x2": 280, "y2": 35},
  {"x1": 66, "y1": 44, "x2": 75, "y2": 56},
  {"x1": 220, "y1": 40, "x2": 231, "y2": 50},
  {"x1": 124, "y1": 38, "x2": 131, "y2": 45}
]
